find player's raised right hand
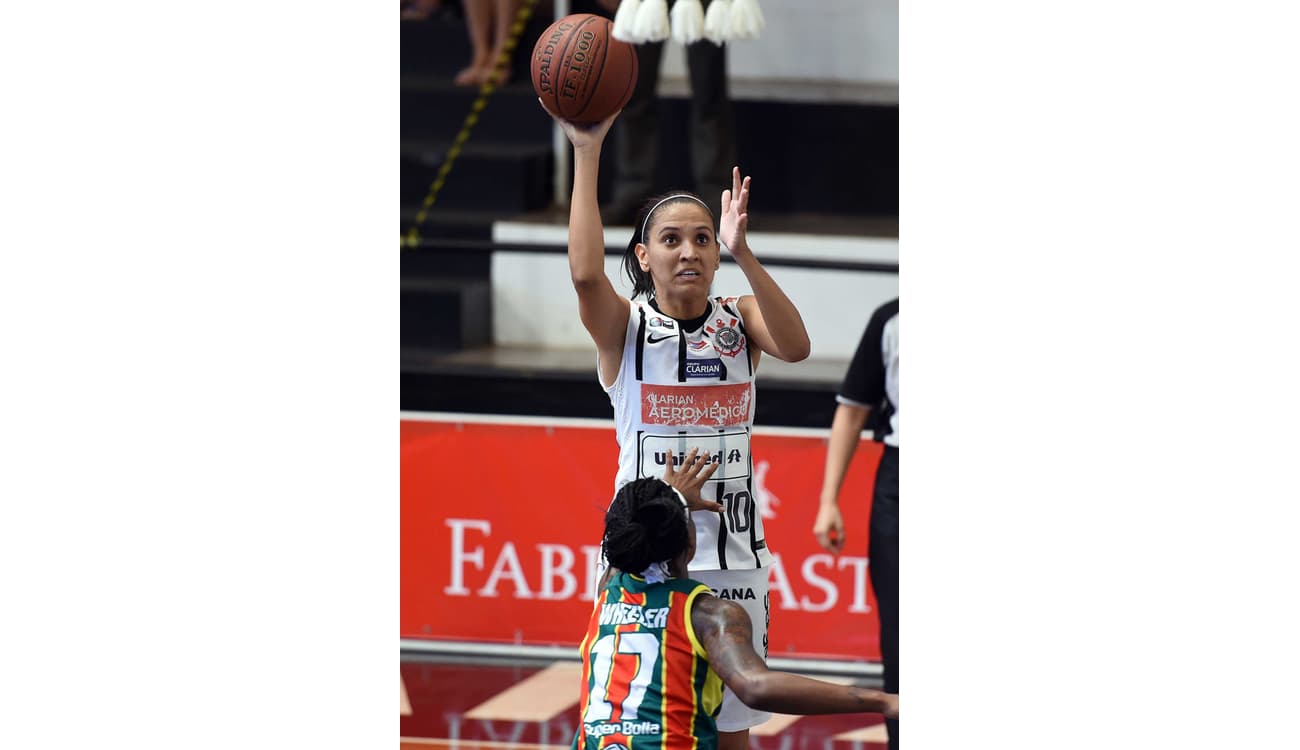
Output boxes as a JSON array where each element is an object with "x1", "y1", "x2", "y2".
[{"x1": 544, "y1": 104, "x2": 619, "y2": 151}]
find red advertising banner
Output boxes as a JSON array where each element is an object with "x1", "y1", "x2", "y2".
[{"x1": 401, "y1": 414, "x2": 884, "y2": 662}]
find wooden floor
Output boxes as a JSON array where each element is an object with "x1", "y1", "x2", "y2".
[{"x1": 400, "y1": 656, "x2": 889, "y2": 750}]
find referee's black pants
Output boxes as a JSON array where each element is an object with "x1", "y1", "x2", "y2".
[{"x1": 870, "y1": 445, "x2": 899, "y2": 750}]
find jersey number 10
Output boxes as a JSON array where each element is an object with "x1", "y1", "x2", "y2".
[{"x1": 721, "y1": 490, "x2": 752, "y2": 533}]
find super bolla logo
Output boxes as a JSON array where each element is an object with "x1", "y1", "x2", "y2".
[{"x1": 442, "y1": 518, "x2": 872, "y2": 614}]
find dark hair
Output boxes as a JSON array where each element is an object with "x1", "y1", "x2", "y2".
[
  {"x1": 621, "y1": 191, "x2": 713, "y2": 300},
  {"x1": 603, "y1": 478, "x2": 690, "y2": 574}
]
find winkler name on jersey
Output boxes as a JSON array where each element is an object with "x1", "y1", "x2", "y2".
[{"x1": 604, "y1": 296, "x2": 772, "y2": 571}]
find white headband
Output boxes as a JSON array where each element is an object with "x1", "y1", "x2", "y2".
[{"x1": 641, "y1": 194, "x2": 713, "y2": 244}]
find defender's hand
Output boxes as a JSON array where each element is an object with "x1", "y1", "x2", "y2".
[{"x1": 662, "y1": 447, "x2": 723, "y2": 513}]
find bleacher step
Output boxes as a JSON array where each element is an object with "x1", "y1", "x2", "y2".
[
  {"x1": 401, "y1": 78, "x2": 553, "y2": 146},
  {"x1": 401, "y1": 278, "x2": 491, "y2": 352},
  {"x1": 400, "y1": 140, "x2": 553, "y2": 212}
]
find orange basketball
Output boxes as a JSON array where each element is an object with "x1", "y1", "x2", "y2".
[{"x1": 531, "y1": 13, "x2": 638, "y2": 125}]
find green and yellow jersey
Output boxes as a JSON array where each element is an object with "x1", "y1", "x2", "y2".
[{"x1": 574, "y1": 572, "x2": 724, "y2": 750}]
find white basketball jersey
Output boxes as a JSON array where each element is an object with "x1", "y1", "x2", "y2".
[{"x1": 603, "y1": 296, "x2": 772, "y2": 571}]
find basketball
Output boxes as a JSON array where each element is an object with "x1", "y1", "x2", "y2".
[{"x1": 531, "y1": 13, "x2": 638, "y2": 125}]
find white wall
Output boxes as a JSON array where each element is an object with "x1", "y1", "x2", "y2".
[
  {"x1": 490, "y1": 252, "x2": 897, "y2": 360},
  {"x1": 490, "y1": 221, "x2": 899, "y2": 361},
  {"x1": 658, "y1": 0, "x2": 899, "y2": 98}
]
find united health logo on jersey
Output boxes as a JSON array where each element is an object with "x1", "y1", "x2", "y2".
[
  {"x1": 638, "y1": 431, "x2": 751, "y2": 482},
  {"x1": 684, "y1": 358, "x2": 723, "y2": 379}
]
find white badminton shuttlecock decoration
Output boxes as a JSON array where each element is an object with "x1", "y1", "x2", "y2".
[
  {"x1": 727, "y1": 0, "x2": 764, "y2": 40},
  {"x1": 632, "y1": 0, "x2": 671, "y2": 43},
  {"x1": 611, "y1": 0, "x2": 643, "y2": 43},
  {"x1": 702, "y1": 0, "x2": 732, "y2": 45},
  {"x1": 670, "y1": 0, "x2": 706, "y2": 45}
]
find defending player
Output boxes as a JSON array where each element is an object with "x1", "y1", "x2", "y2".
[{"x1": 575, "y1": 452, "x2": 898, "y2": 750}]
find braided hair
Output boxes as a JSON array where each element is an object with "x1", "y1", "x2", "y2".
[
  {"x1": 603, "y1": 478, "x2": 691, "y2": 574},
  {"x1": 621, "y1": 191, "x2": 714, "y2": 300}
]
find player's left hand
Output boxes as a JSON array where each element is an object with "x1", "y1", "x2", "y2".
[
  {"x1": 662, "y1": 447, "x2": 722, "y2": 513},
  {"x1": 717, "y1": 166, "x2": 752, "y2": 257}
]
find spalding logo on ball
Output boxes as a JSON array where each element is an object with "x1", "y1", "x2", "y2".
[{"x1": 531, "y1": 14, "x2": 638, "y2": 124}]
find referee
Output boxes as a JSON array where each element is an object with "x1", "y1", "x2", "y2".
[{"x1": 813, "y1": 297, "x2": 898, "y2": 750}]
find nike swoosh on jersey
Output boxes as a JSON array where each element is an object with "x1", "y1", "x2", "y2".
[{"x1": 646, "y1": 334, "x2": 676, "y2": 344}]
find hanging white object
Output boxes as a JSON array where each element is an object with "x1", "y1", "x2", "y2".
[
  {"x1": 612, "y1": 0, "x2": 643, "y2": 43},
  {"x1": 670, "y1": 0, "x2": 705, "y2": 45},
  {"x1": 702, "y1": 0, "x2": 731, "y2": 45},
  {"x1": 727, "y1": 0, "x2": 764, "y2": 40},
  {"x1": 632, "y1": 0, "x2": 671, "y2": 43}
]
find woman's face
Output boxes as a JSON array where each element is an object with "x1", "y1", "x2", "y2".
[{"x1": 636, "y1": 202, "x2": 720, "y2": 299}]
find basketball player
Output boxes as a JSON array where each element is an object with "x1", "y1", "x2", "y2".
[
  {"x1": 575, "y1": 455, "x2": 898, "y2": 750},
  {"x1": 550, "y1": 109, "x2": 812, "y2": 750}
]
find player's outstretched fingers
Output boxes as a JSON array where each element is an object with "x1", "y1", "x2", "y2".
[
  {"x1": 687, "y1": 495, "x2": 724, "y2": 514},
  {"x1": 681, "y1": 451, "x2": 719, "y2": 491},
  {"x1": 663, "y1": 447, "x2": 700, "y2": 484},
  {"x1": 661, "y1": 447, "x2": 722, "y2": 512},
  {"x1": 661, "y1": 448, "x2": 680, "y2": 483},
  {"x1": 685, "y1": 474, "x2": 722, "y2": 514}
]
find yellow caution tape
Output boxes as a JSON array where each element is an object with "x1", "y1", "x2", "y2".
[{"x1": 402, "y1": 0, "x2": 541, "y2": 250}]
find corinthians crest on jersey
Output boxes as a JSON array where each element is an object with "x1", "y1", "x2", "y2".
[
  {"x1": 705, "y1": 317, "x2": 745, "y2": 358},
  {"x1": 715, "y1": 325, "x2": 742, "y2": 353},
  {"x1": 603, "y1": 295, "x2": 772, "y2": 571}
]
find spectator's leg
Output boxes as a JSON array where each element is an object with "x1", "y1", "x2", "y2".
[
  {"x1": 455, "y1": 0, "x2": 493, "y2": 86},
  {"x1": 684, "y1": 25, "x2": 736, "y2": 217},
  {"x1": 486, "y1": 0, "x2": 522, "y2": 85},
  {"x1": 606, "y1": 41, "x2": 666, "y2": 223}
]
